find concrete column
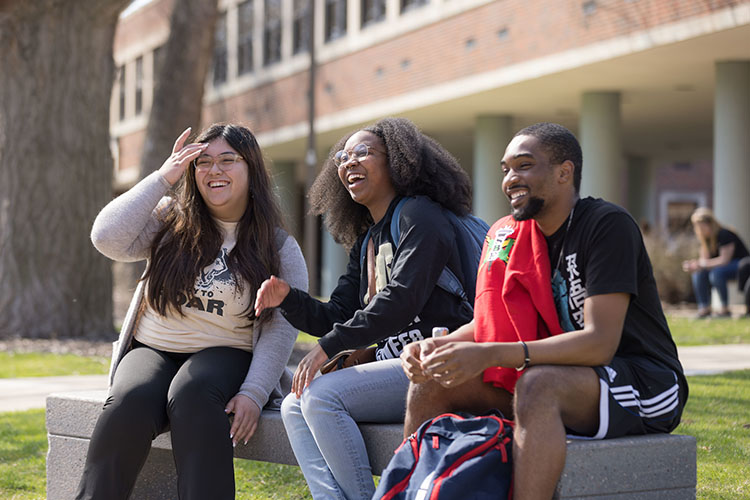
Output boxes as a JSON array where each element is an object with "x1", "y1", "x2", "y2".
[
  {"x1": 714, "y1": 61, "x2": 750, "y2": 243},
  {"x1": 472, "y1": 115, "x2": 512, "y2": 224},
  {"x1": 626, "y1": 156, "x2": 655, "y2": 229},
  {"x1": 320, "y1": 228, "x2": 348, "y2": 298},
  {"x1": 580, "y1": 92, "x2": 624, "y2": 206},
  {"x1": 272, "y1": 161, "x2": 301, "y2": 238}
]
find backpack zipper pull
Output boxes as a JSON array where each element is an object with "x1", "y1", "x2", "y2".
[{"x1": 432, "y1": 435, "x2": 440, "y2": 449}]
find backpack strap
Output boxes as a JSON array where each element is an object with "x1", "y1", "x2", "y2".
[{"x1": 391, "y1": 197, "x2": 473, "y2": 312}]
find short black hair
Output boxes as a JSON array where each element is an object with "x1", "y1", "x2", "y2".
[{"x1": 514, "y1": 122, "x2": 582, "y2": 193}]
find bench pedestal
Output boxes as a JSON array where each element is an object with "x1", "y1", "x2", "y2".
[{"x1": 46, "y1": 390, "x2": 696, "y2": 499}]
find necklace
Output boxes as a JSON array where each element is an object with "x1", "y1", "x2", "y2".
[{"x1": 553, "y1": 203, "x2": 577, "y2": 275}]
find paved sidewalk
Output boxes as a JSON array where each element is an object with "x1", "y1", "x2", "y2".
[
  {"x1": 0, "y1": 374, "x2": 108, "y2": 413},
  {"x1": 1, "y1": 344, "x2": 749, "y2": 413}
]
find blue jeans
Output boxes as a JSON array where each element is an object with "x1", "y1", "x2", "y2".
[
  {"x1": 692, "y1": 259, "x2": 741, "y2": 309},
  {"x1": 281, "y1": 358, "x2": 408, "y2": 500}
]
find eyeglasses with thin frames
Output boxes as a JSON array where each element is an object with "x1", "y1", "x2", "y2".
[
  {"x1": 193, "y1": 153, "x2": 244, "y2": 172},
  {"x1": 333, "y1": 143, "x2": 385, "y2": 168}
]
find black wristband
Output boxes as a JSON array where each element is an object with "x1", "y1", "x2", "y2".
[{"x1": 516, "y1": 341, "x2": 530, "y2": 371}]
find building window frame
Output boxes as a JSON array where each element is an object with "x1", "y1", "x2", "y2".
[
  {"x1": 237, "y1": 0, "x2": 254, "y2": 75},
  {"x1": 213, "y1": 12, "x2": 228, "y2": 86},
  {"x1": 324, "y1": 0, "x2": 347, "y2": 43},
  {"x1": 292, "y1": 0, "x2": 310, "y2": 55},
  {"x1": 134, "y1": 56, "x2": 143, "y2": 116},
  {"x1": 361, "y1": 0, "x2": 386, "y2": 28},
  {"x1": 401, "y1": 0, "x2": 429, "y2": 14},
  {"x1": 263, "y1": 0, "x2": 282, "y2": 66}
]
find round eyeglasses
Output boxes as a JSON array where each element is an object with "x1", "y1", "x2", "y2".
[
  {"x1": 333, "y1": 143, "x2": 385, "y2": 168},
  {"x1": 193, "y1": 153, "x2": 244, "y2": 172}
]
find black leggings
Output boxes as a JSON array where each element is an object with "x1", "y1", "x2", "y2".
[{"x1": 75, "y1": 341, "x2": 253, "y2": 500}]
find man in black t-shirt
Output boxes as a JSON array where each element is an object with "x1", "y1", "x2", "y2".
[{"x1": 400, "y1": 123, "x2": 688, "y2": 500}]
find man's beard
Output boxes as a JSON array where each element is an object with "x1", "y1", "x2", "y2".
[{"x1": 511, "y1": 196, "x2": 545, "y2": 221}]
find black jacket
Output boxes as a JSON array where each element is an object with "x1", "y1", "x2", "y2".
[{"x1": 279, "y1": 196, "x2": 474, "y2": 360}]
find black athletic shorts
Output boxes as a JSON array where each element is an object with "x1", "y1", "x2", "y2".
[{"x1": 569, "y1": 356, "x2": 685, "y2": 440}]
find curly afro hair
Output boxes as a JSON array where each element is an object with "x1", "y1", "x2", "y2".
[{"x1": 308, "y1": 117, "x2": 473, "y2": 248}]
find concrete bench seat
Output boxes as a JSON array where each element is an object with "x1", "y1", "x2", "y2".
[{"x1": 46, "y1": 390, "x2": 696, "y2": 499}]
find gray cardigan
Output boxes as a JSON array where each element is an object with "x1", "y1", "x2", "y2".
[{"x1": 92, "y1": 171, "x2": 308, "y2": 410}]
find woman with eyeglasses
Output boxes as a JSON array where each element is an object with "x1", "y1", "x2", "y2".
[
  {"x1": 76, "y1": 124, "x2": 308, "y2": 500},
  {"x1": 681, "y1": 207, "x2": 749, "y2": 318},
  {"x1": 254, "y1": 117, "x2": 476, "y2": 499}
]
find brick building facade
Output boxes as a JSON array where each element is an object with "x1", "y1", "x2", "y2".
[{"x1": 111, "y1": 0, "x2": 750, "y2": 292}]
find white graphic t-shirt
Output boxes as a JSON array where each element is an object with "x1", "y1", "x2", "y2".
[{"x1": 135, "y1": 220, "x2": 254, "y2": 353}]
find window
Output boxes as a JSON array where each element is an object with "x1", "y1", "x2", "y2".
[
  {"x1": 134, "y1": 56, "x2": 143, "y2": 116},
  {"x1": 153, "y1": 45, "x2": 165, "y2": 83},
  {"x1": 667, "y1": 201, "x2": 698, "y2": 236},
  {"x1": 401, "y1": 0, "x2": 428, "y2": 13},
  {"x1": 117, "y1": 66, "x2": 125, "y2": 122},
  {"x1": 324, "y1": 0, "x2": 347, "y2": 42},
  {"x1": 362, "y1": 0, "x2": 385, "y2": 27},
  {"x1": 264, "y1": 0, "x2": 282, "y2": 66},
  {"x1": 213, "y1": 13, "x2": 228, "y2": 86},
  {"x1": 238, "y1": 0, "x2": 254, "y2": 75},
  {"x1": 292, "y1": 0, "x2": 310, "y2": 54}
]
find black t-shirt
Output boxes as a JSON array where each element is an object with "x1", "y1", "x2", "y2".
[
  {"x1": 280, "y1": 195, "x2": 473, "y2": 360},
  {"x1": 716, "y1": 228, "x2": 750, "y2": 261},
  {"x1": 545, "y1": 197, "x2": 687, "y2": 399}
]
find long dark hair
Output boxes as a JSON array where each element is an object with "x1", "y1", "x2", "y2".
[
  {"x1": 308, "y1": 117, "x2": 472, "y2": 248},
  {"x1": 144, "y1": 123, "x2": 283, "y2": 324}
]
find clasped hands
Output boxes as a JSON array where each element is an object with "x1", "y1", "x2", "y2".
[{"x1": 400, "y1": 338, "x2": 492, "y2": 388}]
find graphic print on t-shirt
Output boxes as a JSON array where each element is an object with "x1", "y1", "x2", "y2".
[
  {"x1": 551, "y1": 251, "x2": 585, "y2": 331},
  {"x1": 179, "y1": 247, "x2": 234, "y2": 317}
]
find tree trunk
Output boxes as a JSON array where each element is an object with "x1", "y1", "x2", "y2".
[
  {"x1": 0, "y1": 0, "x2": 130, "y2": 339},
  {"x1": 139, "y1": 0, "x2": 220, "y2": 179}
]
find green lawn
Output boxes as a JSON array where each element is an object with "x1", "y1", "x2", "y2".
[
  {"x1": 668, "y1": 316, "x2": 750, "y2": 346},
  {"x1": 1, "y1": 371, "x2": 748, "y2": 499},
  {"x1": 1, "y1": 315, "x2": 748, "y2": 499},
  {"x1": 0, "y1": 352, "x2": 109, "y2": 379}
]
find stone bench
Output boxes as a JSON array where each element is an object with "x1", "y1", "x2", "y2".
[{"x1": 46, "y1": 390, "x2": 697, "y2": 499}]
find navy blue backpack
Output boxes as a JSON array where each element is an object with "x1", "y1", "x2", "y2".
[
  {"x1": 361, "y1": 196, "x2": 490, "y2": 312},
  {"x1": 373, "y1": 411, "x2": 513, "y2": 500}
]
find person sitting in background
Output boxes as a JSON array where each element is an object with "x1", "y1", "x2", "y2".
[
  {"x1": 682, "y1": 207, "x2": 749, "y2": 318},
  {"x1": 76, "y1": 124, "x2": 307, "y2": 500}
]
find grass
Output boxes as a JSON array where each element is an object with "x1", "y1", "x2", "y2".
[
  {"x1": 0, "y1": 409, "x2": 46, "y2": 500},
  {"x1": 0, "y1": 314, "x2": 748, "y2": 499},
  {"x1": 675, "y1": 370, "x2": 750, "y2": 499},
  {"x1": 0, "y1": 352, "x2": 109, "y2": 379},
  {"x1": 668, "y1": 316, "x2": 750, "y2": 346},
  {"x1": 2, "y1": 371, "x2": 747, "y2": 499}
]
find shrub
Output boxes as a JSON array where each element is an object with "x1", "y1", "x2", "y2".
[{"x1": 643, "y1": 231, "x2": 695, "y2": 304}]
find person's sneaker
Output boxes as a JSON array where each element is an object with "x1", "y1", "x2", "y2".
[
  {"x1": 714, "y1": 310, "x2": 732, "y2": 318},
  {"x1": 694, "y1": 310, "x2": 711, "y2": 319}
]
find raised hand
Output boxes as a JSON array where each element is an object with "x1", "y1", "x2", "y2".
[
  {"x1": 254, "y1": 275, "x2": 291, "y2": 316},
  {"x1": 158, "y1": 127, "x2": 208, "y2": 186}
]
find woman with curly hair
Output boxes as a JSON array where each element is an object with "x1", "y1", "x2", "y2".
[
  {"x1": 254, "y1": 117, "x2": 478, "y2": 499},
  {"x1": 76, "y1": 124, "x2": 308, "y2": 500}
]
